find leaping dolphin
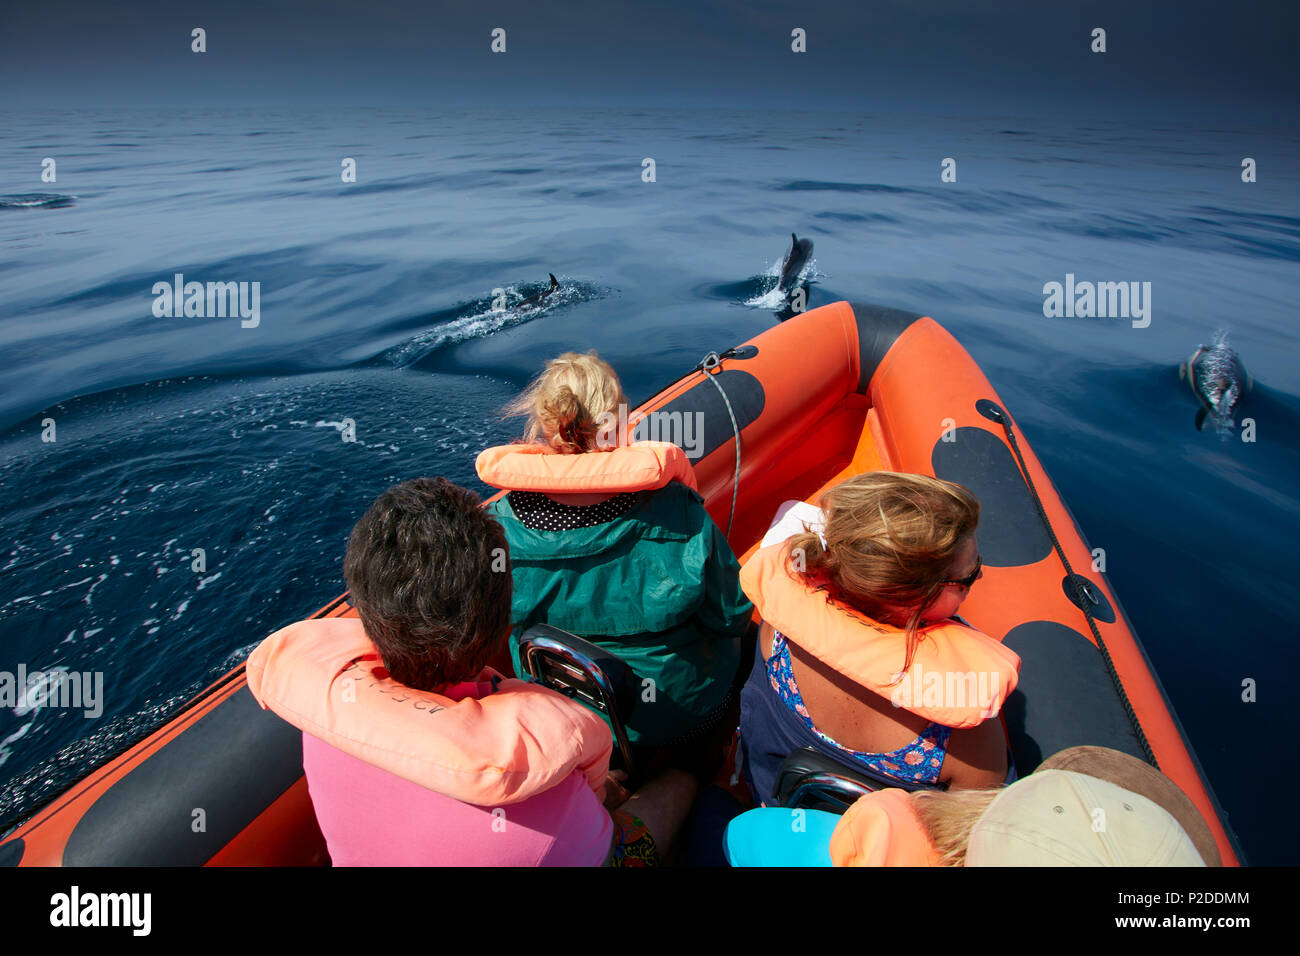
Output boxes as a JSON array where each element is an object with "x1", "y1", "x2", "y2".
[
  {"x1": 1180, "y1": 331, "x2": 1252, "y2": 432},
  {"x1": 518, "y1": 273, "x2": 559, "y2": 310},
  {"x1": 777, "y1": 234, "x2": 814, "y2": 294}
]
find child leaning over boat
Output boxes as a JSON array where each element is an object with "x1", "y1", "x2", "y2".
[
  {"x1": 476, "y1": 351, "x2": 754, "y2": 780},
  {"x1": 246, "y1": 477, "x2": 696, "y2": 866},
  {"x1": 738, "y1": 472, "x2": 1022, "y2": 803}
]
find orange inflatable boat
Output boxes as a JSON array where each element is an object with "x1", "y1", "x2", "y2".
[{"x1": 0, "y1": 300, "x2": 1243, "y2": 867}]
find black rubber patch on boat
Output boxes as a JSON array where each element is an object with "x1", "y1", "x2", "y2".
[
  {"x1": 975, "y1": 399, "x2": 1007, "y2": 424},
  {"x1": 931, "y1": 427, "x2": 1052, "y2": 568},
  {"x1": 1062, "y1": 574, "x2": 1116, "y2": 623},
  {"x1": 633, "y1": 369, "x2": 764, "y2": 462},
  {"x1": 1002, "y1": 620, "x2": 1145, "y2": 774},
  {"x1": 849, "y1": 301, "x2": 922, "y2": 394},
  {"x1": 63, "y1": 686, "x2": 304, "y2": 866},
  {"x1": 0, "y1": 838, "x2": 23, "y2": 866}
]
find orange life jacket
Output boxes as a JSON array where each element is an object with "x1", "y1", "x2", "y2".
[
  {"x1": 829, "y1": 788, "x2": 941, "y2": 866},
  {"x1": 475, "y1": 441, "x2": 698, "y2": 493},
  {"x1": 740, "y1": 543, "x2": 1021, "y2": 728},
  {"x1": 245, "y1": 616, "x2": 613, "y2": 805}
]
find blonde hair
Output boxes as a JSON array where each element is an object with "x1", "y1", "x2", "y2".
[
  {"x1": 503, "y1": 350, "x2": 628, "y2": 454},
  {"x1": 909, "y1": 787, "x2": 1001, "y2": 866},
  {"x1": 786, "y1": 472, "x2": 980, "y2": 675}
]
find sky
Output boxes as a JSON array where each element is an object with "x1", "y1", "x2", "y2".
[{"x1": 1, "y1": 1, "x2": 1297, "y2": 120}]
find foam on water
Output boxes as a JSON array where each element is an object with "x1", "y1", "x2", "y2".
[
  {"x1": 381, "y1": 279, "x2": 600, "y2": 367},
  {"x1": 742, "y1": 257, "x2": 821, "y2": 308},
  {"x1": 0, "y1": 193, "x2": 77, "y2": 209},
  {"x1": 0, "y1": 365, "x2": 518, "y2": 828}
]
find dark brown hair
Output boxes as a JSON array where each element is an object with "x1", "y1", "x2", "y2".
[{"x1": 343, "y1": 477, "x2": 512, "y2": 690}]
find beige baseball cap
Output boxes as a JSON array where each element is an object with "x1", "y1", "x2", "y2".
[
  {"x1": 1036, "y1": 745, "x2": 1221, "y2": 866},
  {"x1": 966, "y1": 769, "x2": 1206, "y2": 867}
]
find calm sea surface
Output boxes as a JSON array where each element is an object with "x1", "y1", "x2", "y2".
[{"x1": 1, "y1": 108, "x2": 1297, "y2": 863}]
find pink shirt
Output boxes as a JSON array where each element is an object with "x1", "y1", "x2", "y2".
[{"x1": 302, "y1": 733, "x2": 613, "y2": 866}]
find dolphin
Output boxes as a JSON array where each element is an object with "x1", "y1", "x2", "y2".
[
  {"x1": 518, "y1": 273, "x2": 559, "y2": 310},
  {"x1": 1180, "y1": 331, "x2": 1252, "y2": 432},
  {"x1": 777, "y1": 233, "x2": 813, "y2": 294},
  {"x1": 0, "y1": 192, "x2": 75, "y2": 209}
]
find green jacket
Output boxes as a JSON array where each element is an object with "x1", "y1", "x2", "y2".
[{"x1": 490, "y1": 483, "x2": 753, "y2": 747}]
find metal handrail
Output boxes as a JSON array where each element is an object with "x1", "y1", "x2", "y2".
[
  {"x1": 518, "y1": 631, "x2": 637, "y2": 780},
  {"x1": 782, "y1": 772, "x2": 876, "y2": 813}
]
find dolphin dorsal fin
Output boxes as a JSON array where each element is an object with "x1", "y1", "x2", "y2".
[
  {"x1": 791, "y1": 233, "x2": 798, "y2": 244},
  {"x1": 548, "y1": 273, "x2": 558, "y2": 288}
]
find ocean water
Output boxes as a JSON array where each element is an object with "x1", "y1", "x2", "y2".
[{"x1": 1, "y1": 108, "x2": 1297, "y2": 863}]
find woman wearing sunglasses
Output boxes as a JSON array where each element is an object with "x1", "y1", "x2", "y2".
[{"x1": 737, "y1": 472, "x2": 1022, "y2": 803}]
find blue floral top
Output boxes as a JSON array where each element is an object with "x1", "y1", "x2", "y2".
[{"x1": 767, "y1": 630, "x2": 950, "y2": 784}]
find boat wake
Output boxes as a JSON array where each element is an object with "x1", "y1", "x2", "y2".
[
  {"x1": 0, "y1": 367, "x2": 522, "y2": 832},
  {"x1": 0, "y1": 684, "x2": 198, "y2": 832}
]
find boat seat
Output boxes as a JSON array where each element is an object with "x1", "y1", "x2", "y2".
[
  {"x1": 516, "y1": 624, "x2": 639, "y2": 780},
  {"x1": 775, "y1": 747, "x2": 945, "y2": 814}
]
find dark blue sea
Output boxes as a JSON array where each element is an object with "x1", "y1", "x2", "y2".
[{"x1": 1, "y1": 108, "x2": 1297, "y2": 863}]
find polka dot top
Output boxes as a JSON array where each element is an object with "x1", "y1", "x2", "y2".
[{"x1": 509, "y1": 490, "x2": 639, "y2": 531}]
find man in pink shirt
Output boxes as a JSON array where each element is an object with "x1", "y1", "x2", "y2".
[{"x1": 249, "y1": 476, "x2": 696, "y2": 866}]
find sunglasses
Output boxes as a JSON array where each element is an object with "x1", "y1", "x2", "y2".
[{"x1": 944, "y1": 555, "x2": 982, "y2": 589}]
